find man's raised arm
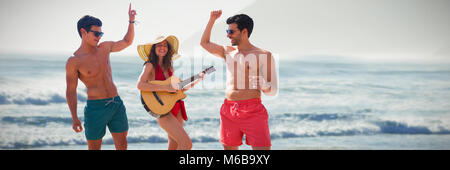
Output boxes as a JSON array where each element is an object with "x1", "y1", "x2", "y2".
[
  {"x1": 200, "y1": 10, "x2": 226, "y2": 59},
  {"x1": 110, "y1": 3, "x2": 137, "y2": 52}
]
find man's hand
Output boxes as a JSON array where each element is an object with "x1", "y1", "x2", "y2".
[
  {"x1": 250, "y1": 76, "x2": 270, "y2": 90},
  {"x1": 72, "y1": 118, "x2": 83, "y2": 133},
  {"x1": 210, "y1": 10, "x2": 222, "y2": 21},
  {"x1": 129, "y1": 3, "x2": 137, "y2": 22}
]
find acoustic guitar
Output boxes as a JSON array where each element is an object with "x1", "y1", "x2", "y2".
[{"x1": 140, "y1": 66, "x2": 216, "y2": 118}]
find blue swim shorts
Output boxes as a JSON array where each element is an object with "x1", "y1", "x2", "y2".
[{"x1": 83, "y1": 96, "x2": 128, "y2": 140}]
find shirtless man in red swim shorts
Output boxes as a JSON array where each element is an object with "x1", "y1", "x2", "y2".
[{"x1": 200, "y1": 10, "x2": 278, "y2": 150}]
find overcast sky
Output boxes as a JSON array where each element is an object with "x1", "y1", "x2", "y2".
[
  {"x1": 0, "y1": 0, "x2": 449, "y2": 63},
  {"x1": 0, "y1": 0, "x2": 255, "y2": 55}
]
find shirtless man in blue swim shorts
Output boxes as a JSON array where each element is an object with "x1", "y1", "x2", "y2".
[{"x1": 65, "y1": 4, "x2": 136, "y2": 150}]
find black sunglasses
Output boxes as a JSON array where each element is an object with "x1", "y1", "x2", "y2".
[
  {"x1": 87, "y1": 29, "x2": 104, "y2": 37},
  {"x1": 226, "y1": 29, "x2": 235, "y2": 35}
]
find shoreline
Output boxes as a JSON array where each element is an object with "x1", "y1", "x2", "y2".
[{"x1": 13, "y1": 134, "x2": 450, "y2": 150}]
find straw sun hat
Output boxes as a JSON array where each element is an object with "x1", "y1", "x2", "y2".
[{"x1": 137, "y1": 35, "x2": 180, "y2": 61}]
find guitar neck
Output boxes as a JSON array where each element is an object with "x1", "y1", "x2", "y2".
[
  {"x1": 177, "y1": 66, "x2": 215, "y2": 89},
  {"x1": 178, "y1": 74, "x2": 202, "y2": 89}
]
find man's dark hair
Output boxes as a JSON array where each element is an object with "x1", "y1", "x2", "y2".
[
  {"x1": 77, "y1": 15, "x2": 102, "y2": 38},
  {"x1": 226, "y1": 14, "x2": 254, "y2": 38}
]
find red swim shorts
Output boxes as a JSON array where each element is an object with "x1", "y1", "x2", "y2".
[{"x1": 220, "y1": 98, "x2": 271, "y2": 147}]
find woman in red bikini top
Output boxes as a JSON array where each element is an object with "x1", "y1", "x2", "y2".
[
  {"x1": 137, "y1": 35, "x2": 203, "y2": 150},
  {"x1": 153, "y1": 62, "x2": 187, "y2": 120}
]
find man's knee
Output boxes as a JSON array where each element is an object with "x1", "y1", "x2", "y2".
[
  {"x1": 87, "y1": 139, "x2": 102, "y2": 150},
  {"x1": 115, "y1": 141, "x2": 128, "y2": 150},
  {"x1": 111, "y1": 132, "x2": 128, "y2": 150}
]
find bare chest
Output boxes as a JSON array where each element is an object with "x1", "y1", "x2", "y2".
[
  {"x1": 77, "y1": 54, "x2": 111, "y2": 79},
  {"x1": 225, "y1": 51, "x2": 263, "y2": 76}
]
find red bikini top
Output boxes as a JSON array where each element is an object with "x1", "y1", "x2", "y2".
[{"x1": 154, "y1": 64, "x2": 172, "y2": 80}]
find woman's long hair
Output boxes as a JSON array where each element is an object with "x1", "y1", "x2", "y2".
[{"x1": 147, "y1": 42, "x2": 173, "y2": 72}]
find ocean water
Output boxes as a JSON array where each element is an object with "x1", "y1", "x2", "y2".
[{"x1": 1, "y1": 53, "x2": 450, "y2": 150}]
